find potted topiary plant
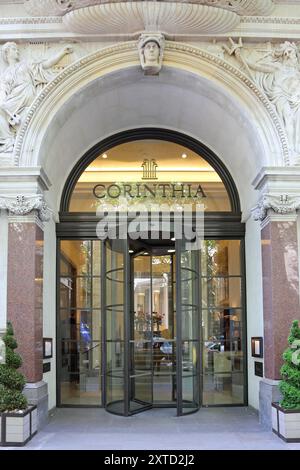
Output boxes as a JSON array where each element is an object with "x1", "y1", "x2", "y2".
[
  {"x1": 0, "y1": 322, "x2": 37, "y2": 446},
  {"x1": 272, "y1": 320, "x2": 300, "y2": 442}
]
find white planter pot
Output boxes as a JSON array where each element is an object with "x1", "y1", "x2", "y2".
[
  {"x1": 0, "y1": 405, "x2": 37, "y2": 446},
  {"x1": 272, "y1": 403, "x2": 300, "y2": 443}
]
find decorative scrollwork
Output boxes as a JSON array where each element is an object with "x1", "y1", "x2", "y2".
[
  {"x1": 252, "y1": 194, "x2": 300, "y2": 222},
  {"x1": 0, "y1": 195, "x2": 51, "y2": 221}
]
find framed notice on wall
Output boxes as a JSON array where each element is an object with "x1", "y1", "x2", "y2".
[
  {"x1": 43, "y1": 338, "x2": 53, "y2": 359},
  {"x1": 251, "y1": 337, "x2": 263, "y2": 358}
]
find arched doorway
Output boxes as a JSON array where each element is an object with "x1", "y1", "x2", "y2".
[{"x1": 56, "y1": 129, "x2": 246, "y2": 415}]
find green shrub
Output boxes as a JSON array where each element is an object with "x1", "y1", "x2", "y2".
[
  {"x1": 279, "y1": 320, "x2": 300, "y2": 410},
  {"x1": 0, "y1": 322, "x2": 27, "y2": 412}
]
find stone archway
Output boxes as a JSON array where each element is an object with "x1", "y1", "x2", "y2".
[
  {"x1": 3, "y1": 39, "x2": 296, "y2": 425},
  {"x1": 13, "y1": 41, "x2": 287, "y2": 217}
]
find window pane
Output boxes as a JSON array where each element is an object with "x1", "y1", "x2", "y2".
[
  {"x1": 92, "y1": 241, "x2": 101, "y2": 276},
  {"x1": 60, "y1": 277, "x2": 92, "y2": 309},
  {"x1": 61, "y1": 240, "x2": 91, "y2": 276},
  {"x1": 59, "y1": 240, "x2": 102, "y2": 406},
  {"x1": 92, "y1": 277, "x2": 101, "y2": 308},
  {"x1": 69, "y1": 140, "x2": 231, "y2": 212},
  {"x1": 202, "y1": 240, "x2": 241, "y2": 276},
  {"x1": 202, "y1": 348, "x2": 244, "y2": 405},
  {"x1": 202, "y1": 277, "x2": 242, "y2": 309},
  {"x1": 202, "y1": 309, "x2": 243, "y2": 345},
  {"x1": 60, "y1": 341, "x2": 101, "y2": 406}
]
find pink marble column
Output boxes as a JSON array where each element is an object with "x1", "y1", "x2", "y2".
[
  {"x1": 7, "y1": 220, "x2": 43, "y2": 383},
  {"x1": 261, "y1": 218, "x2": 300, "y2": 380}
]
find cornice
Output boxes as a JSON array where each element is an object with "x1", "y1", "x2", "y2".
[
  {"x1": 0, "y1": 167, "x2": 51, "y2": 191},
  {"x1": 1, "y1": 12, "x2": 300, "y2": 40},
  {"x1": 1, "y1": 14, "x2": 300, "y2": 26},
  {"x1": 241, "y1": 16, "x2": 300, "y2": 25},
  {"x1": 253, "y1": 167, "x2": 300, "y2": 190},
  {"x1": 0, "y1": 16, "x2": 62, "y2": 24}
]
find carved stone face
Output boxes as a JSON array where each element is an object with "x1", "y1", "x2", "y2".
[
  {"x1": 143, "y1": 41, "x2": 160, "y2": 65},
  {"x1": 282, "y1": 47, "x2": 298, "y2": 66},
  {"x1": 7, "y1": 43, "x2": 20, "y2": 63}
]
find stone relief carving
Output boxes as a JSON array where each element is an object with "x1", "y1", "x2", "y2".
[
  {"x1": 199, "y1": 0, "x2": 274, "y2": 15},
  {"x1": 252, "y1": 194, "x2": 300, "y2": 222},
  {"x1": 224, "y1": 38, "x2": 300, "y2": 165},
  {"x1": 24, "y1": 0, "x2": 75, "y2": 16},
  {"x1": 11, "y1": 41, "x2": 288, "y2": 167},
  {"x1": 0, "y1": 42, "x2": 73, "y2": 154},
  {"x1": 138, "y1": 34, "x2": 165, "y2": 76},
  {"x1": 0, "y1": 195, "x2": 51, "y2": 221}
]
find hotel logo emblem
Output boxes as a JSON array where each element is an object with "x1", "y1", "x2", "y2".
[{"x1": 142, "y1": 159, "x2": 158, "y2": 180}]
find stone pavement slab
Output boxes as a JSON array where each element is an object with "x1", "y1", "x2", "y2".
[{"x1": 4, "y1": 407, "x2": 300, "y2": 450}]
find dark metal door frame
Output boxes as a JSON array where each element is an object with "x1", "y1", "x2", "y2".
[
  {"x1": 175, "y1": 239, "x2": 201, "y2": 416},
  {"x1": 56, "y1": 231, "x2": 247, "y2": 411}
]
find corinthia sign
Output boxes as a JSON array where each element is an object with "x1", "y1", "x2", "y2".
[
  {"x1": 93, "y1": 183, "x2": 207, "y2": 200},
  {"x1": 92, "y1": 158, "x2": 207, "y2": 201}
]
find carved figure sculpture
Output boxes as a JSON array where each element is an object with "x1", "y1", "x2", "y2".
[
  {"x1": 0, "y1": 42, "x2": 73, "y2": 153},
  {"x1": 224, "y1": 38, "x2": 300, "y2": 162}
]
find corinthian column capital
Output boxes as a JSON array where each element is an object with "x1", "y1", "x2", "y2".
[
  {"x1": 0, "y1": 195, "x2": 51, "y2": 222},
  {"x1": 252, "y1": 194, "x2": 300, "y2": 222}
]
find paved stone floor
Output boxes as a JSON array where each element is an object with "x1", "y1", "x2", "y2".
[{"x1": 8, "y1": 407, "x2": 300, "y2": 450}]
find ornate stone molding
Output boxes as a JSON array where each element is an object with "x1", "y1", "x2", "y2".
[
  {"x1": 0, "y1": 16, "x2": 63, "y2": 25},
  {"x1": 252, "y1": 194, "x2": 300, "y2": 221},
  {"x1": 13, "y1": 41, "x2": 288, "y2": 167},
  {"x1": 2, "y1": 12, "x2": 300, "y2": 30},
  {"x1": 6, "y1": 14, "x2": 300, "y2": 29},
  {"x1": 241, "y1": 16, "x2": 300, "y2": 25},
  {"x1": 24, "y1": 1, "x2": 275, "y2": 18},
  {"x1": 63, "y1": 2, "x2": 240, "y2": 35},
  {"x1": 0, "y1": 195, "x2": 51, "y2": 221}
]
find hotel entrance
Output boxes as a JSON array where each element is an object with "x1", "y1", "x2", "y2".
[
  {"x1": 104, "y1": 235, "x2": 201, "y2": 416},
  {"x1": 56, "y1": 129, "x2": 247, "y2": 412}
]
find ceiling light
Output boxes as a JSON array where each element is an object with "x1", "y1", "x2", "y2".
[
  {"x1": 129, "y1": 250, "x2": 134, "y2": 253},
  {"x1": 102, "y1": 153, "x2": 108, "y2": 159},
  {"x1": 171, "y1": 237, "x2": 176, "y2": 241},
  {"x1": 168, "y1": 249, "x2": 176, "y2": 253},
  {"x1": 181, "y1": 153, "x2": 187, "y2": 159}
]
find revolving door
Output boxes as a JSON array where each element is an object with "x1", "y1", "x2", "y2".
[{"x1": 103, "y1": 237, "x2": 201, "y2": 416}]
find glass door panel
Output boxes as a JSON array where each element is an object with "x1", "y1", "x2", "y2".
[
  {"x1": 176, "y1": 240, "x2": 201, "y2": 416},
  {"x1": 104, "y1": 239, "x2": 128, "y2": 415},
  {"x1": 152, "y1": 254, "x2": 176, "y2": 405},
  {"x1": 58, "y1": 240, "x2": 102, "y2": 406},
  {"x1": 201, "y1": 240, "x2": 245, "y2": 406},
  {"x1": 129, "y1": 254, "x2": 152, "y2": 413}
]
